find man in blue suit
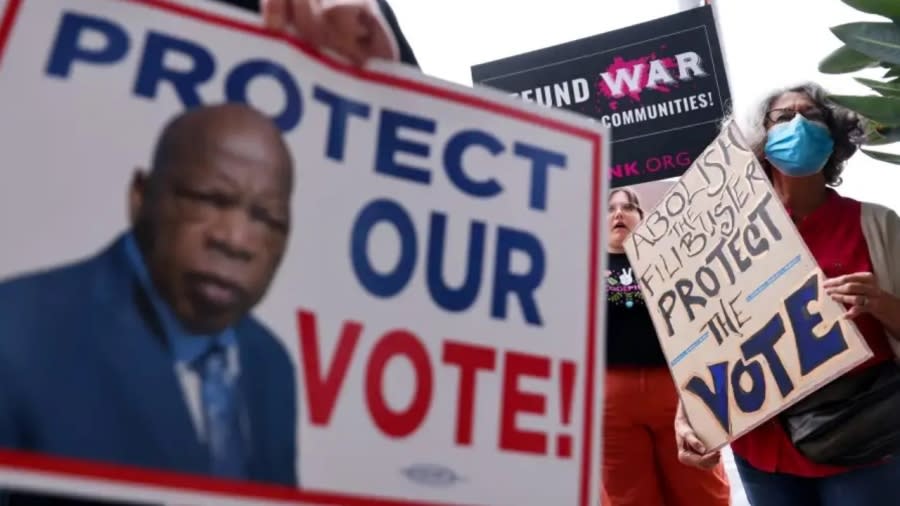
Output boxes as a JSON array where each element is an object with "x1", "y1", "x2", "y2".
[{"x1": 0, "y1": 103, "x2": 298, "y2": 502}]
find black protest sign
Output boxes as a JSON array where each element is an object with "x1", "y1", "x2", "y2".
[{"x1": 471, "y1": 5, "x2": 731, "y2": 188}]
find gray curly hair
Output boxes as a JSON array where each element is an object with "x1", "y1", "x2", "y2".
[{"x1": 738, "y1": 82, "x2": 865, "y2": 187}]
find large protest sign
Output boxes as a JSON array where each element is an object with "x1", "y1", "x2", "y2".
[
  {"x1": 623, "y1": 121, "x2": 873, "y2": 450},
  {"x1": 470, "y1": 5, "x2": 731, "y2": 189},
  {"x1": 0, "y1": 0, "x2": 608, "y2": 505}
]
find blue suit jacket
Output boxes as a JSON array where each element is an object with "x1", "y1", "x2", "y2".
[{"x1": 0, "y1": 235, "x2": 297, "y2": 489}]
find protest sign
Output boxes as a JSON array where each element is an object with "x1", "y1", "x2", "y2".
[
  {"x1": 470, "y1": 5, "x2": 731, "y2": 189},
  {"x1": 623, "y1": 121, "x2": 873, "y2": 450},
  {"x1": 0, "y1": 0, "x2": 608, "y2": 505}
]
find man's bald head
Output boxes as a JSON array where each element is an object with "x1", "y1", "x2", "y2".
[
  {"x1": 130, "y1": 103, "x2": 294, "y2": 334},
  {"x1": 148, "y1": 103, "x2": 293, "y2": 200}
]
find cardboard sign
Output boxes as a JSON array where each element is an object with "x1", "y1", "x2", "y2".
[
  {"x1": 623, "y1": 121, "x2": 873, "y2": 450},
  {"x1": 470, "y1": 5, "x2": 731, "y2": 188},
  {"x1": 0, "y1": 0, "x2": 608, "y2": 504}
]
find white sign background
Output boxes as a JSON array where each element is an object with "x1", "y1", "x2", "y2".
[{"x1": 0, "y1": 0, "x2": 608, "y2": 505}]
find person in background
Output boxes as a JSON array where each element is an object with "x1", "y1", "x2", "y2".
[
  {"x1": 604, "y1": 187, "x2": 731, "y2": 506},
  {"x1": 675, "y1": 82, "x2": 900, "y2": 506}
]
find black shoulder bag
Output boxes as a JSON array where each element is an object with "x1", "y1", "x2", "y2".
[{"x1": 780, "y1": 360, "x2": 900, "y2": 466}]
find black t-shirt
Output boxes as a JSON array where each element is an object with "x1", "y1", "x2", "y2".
[{"x1": 605, "y1": 253, "x2": 667, "y2": 367}]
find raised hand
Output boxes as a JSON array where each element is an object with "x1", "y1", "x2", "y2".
[{"x1": 262, "y1": 0, "x2": 399, "y2": 65}]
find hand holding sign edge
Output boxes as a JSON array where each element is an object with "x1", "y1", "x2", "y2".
[
  {"x1": 674, "y1": 399, "x2": 722, "y2": 470},
  {"x1": 261, "y1": 0, "x2": 400, "y2": 65},
  {"x1": 825, "y1": 271, "x2": 900, "y2": 337}
]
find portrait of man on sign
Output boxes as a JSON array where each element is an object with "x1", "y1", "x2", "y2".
[{"x1": 0, "y1": 103, "x2": 298, "y2": 491}]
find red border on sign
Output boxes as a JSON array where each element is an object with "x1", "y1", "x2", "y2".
[{"x1": 0, "y1": 0, "x2": 604, "y2": 505}]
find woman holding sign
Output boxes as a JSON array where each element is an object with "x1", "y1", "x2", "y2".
[
  {"x1": 676, "y1": 82, "x2": 900, "y2": 506},
  {"x1": 604, "y1": 187, "x2": 732, "y2": 506}
]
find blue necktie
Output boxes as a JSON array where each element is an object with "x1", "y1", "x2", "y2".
[{"x1": 192, "y1": 344, "x2": 247, "y2": 480}]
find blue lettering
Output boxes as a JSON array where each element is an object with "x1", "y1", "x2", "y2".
[
  {"x1": 741, "y1": 313, "x2": 793, "y2": 397},
  {"x1": 314, "y1": 86, "x2": 371, "y2": 161},
  {"x1": 426, "y1": 213, "x2": 485, "y2": 312},
  {"x1": 492, "y1": 227, "x2": 545, "y2": 326},
  {"x1": 226, "y1": 59, "x2": 303, "y2": 131},
  {"x1": 787, "y1": 273, "x2": 849, "y2": 375},
  {"x1": 731, "y1": 358, "x2": 766, "y2": 414},
  {"x1": 133, "y1": 31, "x2": 214, "y2": 108},
  {"x1": 685, "y1": 362, "x2": 730, "y2": 434},
  {"x1": 683, "y1": 273, "x2": 852, "y2": 431},
  {"x1": 46, "y1": 12, "x2": 129, "y2": 78},
  {"x1": 351, "y1": 199, "x2": 416, "y2": 298},
  {"x1": 512, "y1": 142, "x2": 567, "y2": 211},
  {"x1": 375, "y1": 110, "x2": 436, "y2": 185},
  {"x1": 443, "y1": 130, "x2": 504, "y2": 199}
]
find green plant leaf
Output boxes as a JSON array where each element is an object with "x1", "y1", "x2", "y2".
[
  {"x1": 841, "y1": 0, "x2": 900, "y2": 21},
  {"x1": 828, "y1": 94, "x2": 900, "y2": 125},
  {"x1": 858, "y1": 116, "x2": 900, "y2": 144},
  {"x1": 865, "y1": 126, "x2": 900, "y2": 144},
  {"x1": 861, "y1": 147, "x2": 900, "y2": 164},
  {"x1": 820, "y1": 45, "x2": 878, "y2": 73},
  {"x1": 855, "y1": 77, "x2": 900, "y2": 96},
  {"x1": 832, "y1": 22, "x2": 900, "y2": 65}
]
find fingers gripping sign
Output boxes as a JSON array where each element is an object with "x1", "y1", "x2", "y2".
[
  {"x1": 674, "y1": 400, "x2": 720, "y2": 470},
  {"x1": 824, "y1": 272, "x2": 882, "y2": 319},
  {"x1": 261, "y1": 0, "x2": 400, "y2": 65}
]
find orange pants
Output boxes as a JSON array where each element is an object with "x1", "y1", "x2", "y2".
[{"x1": 603, "y1": 367, "x2": 731, "y2": 506}]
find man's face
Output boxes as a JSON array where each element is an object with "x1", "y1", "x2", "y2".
[{"x1": 134, "y1": 123, "x2": 291, "y2": 334}]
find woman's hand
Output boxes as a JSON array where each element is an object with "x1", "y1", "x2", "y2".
[
  {"x1": 824, "y1": 272, "x2": 900, "y2": 337},
  {"x1": 261, "y1": 0, "x2": 399, "y2": 65},
  {"x1": 674, "y1": 400, "x2": 721, "y2": 470}
]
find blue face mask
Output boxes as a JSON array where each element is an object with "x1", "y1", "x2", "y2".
[{"x1": 764, "y1": 115, "x2": 834, "y2": 177}]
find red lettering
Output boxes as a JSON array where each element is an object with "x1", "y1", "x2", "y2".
[
  {"x1": 662, "y1": 154, "x2": 675, "y2": 169},
  {"x1": 365, "y1": 330, "x2": 433, "y2": 438},
  {"x1": 646, "y1": 153, "x2": 695, "y2": 173},
  {"x1": 499, "y1": 351, "x2": 550, "y2": 455},
  {"x1": 610, "y1": 161, "x2": 640, "y2": 179},
  {"x1": 298, "y1": 311, "x2": 569, "y2": 454},
  {"x1": 556, "y1": 360, "x2": 576, "y2": 458},
  {"x1": 442, "y1": 341, "x2": 497, "y2": 446},
  {"x1": 297, "y1": 310, "x2": 362, "y2": 426}
]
